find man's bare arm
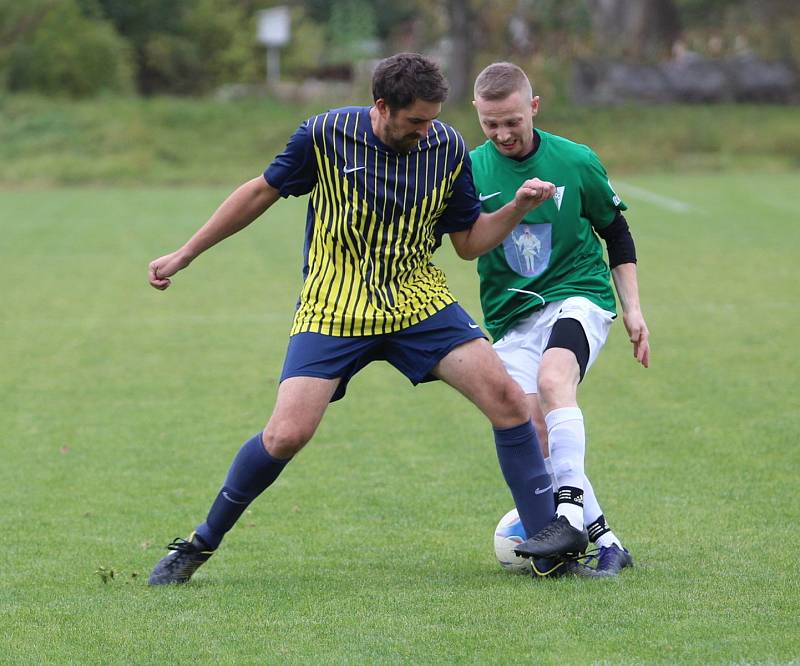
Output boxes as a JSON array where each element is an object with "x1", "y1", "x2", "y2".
[
  {"x1": 612, "y1": 262, "x2": 650, "y2": 368},
  {"x1": 450, "y1": 178, "x2": 554, "y2": 260},
  {"x1": 148, "y1": 176, "x2": 280, "y2": 290}
]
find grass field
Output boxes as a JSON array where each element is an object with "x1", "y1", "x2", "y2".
[
  {"x1": 1, "y1": 172, "x2": 799, "y2": 664},
  {"x1": 2, "y1": 94, "x2": 799, "y2": 186}
]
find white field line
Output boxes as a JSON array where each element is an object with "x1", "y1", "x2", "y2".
[{"x1": 615, "y1": 181, "x2": 693, "y2": 213}]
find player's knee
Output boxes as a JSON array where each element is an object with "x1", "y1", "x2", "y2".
[
  {"x1": 494, "y1": 377, "x2": 529, "y2": 424},
  {"x1": 536, "y1": 370, "x2": 557, "y2": 400},
  {"x1": 537, "y1": 366, "x2": 569, "y2": 402},
  {"x1": 262, "y1": 423, "x2": 312, "y2": 457}
]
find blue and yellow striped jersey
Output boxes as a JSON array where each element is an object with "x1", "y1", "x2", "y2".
[{"x1": 264, "y1": 106, "x2": 480, "y2": 337}]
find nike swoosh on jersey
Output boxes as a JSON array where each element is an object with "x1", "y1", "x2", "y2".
[
  {"x1": 478, "y1": 191, "x2": 502, "y2": 202},
  {"x1": 534, "y1": 484, "x2": 554, "y2": 495},
  {"x1": 343, "y1": 165, "x2": 365, "y2": 174},
  {"x1": 468, "y1": 323, "x2": 480, "y2": 329}
]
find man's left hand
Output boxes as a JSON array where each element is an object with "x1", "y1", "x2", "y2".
[{"x1": 623, "y1": 309, "x2": 650, "y2": 368}]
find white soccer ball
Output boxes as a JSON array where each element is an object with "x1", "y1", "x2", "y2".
[{"x1": 494, "y1": 508, "x2": 530, "y2": 573}]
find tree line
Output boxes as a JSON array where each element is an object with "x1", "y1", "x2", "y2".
[{"x1": 1, "y1": 0, "x2": 797, "y2": 100}]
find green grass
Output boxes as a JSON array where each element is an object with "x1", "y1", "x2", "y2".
[
  {"x1": 1, "y1": 174, "x2": 799, "y2": 664},
  {"x1": 1, "y1": 94, "x2": 799, "y2": 187}
]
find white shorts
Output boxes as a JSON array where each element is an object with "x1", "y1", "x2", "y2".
[{"x1": 492, "y1": 297, "x2": 615, "y2": 394}]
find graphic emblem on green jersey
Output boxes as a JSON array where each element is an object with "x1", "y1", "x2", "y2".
[
  {"x1": 553, "y1": 186, "x2": 565, "y2": 211},
  {"x1": 502, "y1": 224, "x2": 552, "y2": 278}
]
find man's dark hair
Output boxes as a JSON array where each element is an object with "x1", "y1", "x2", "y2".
[{"x1": 372, "y1": 53, "x2": 449, "y2": 110}]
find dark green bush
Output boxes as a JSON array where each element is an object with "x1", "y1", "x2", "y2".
[
  {"x1": 5, "y1": 0, "x2": 134, "y2": 97},
  {"x1": 102, "y1": 0, "x2": 258, "y2": 95}
]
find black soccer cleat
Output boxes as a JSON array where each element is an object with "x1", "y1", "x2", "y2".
[
  {"x1": 148, "y1": 532, "x2": 215, "y2": 585},
  {"x1": 594, "y1": 544, "x2": 634, "y2": 576},
  {"x1": 530, "y1": 556, "x2": 601, "y2": 579},
  {"x1": 513, "y1": 516, "x2": 589, "y2": 559}
]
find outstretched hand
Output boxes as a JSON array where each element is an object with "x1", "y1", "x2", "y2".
[
  {"x1": 148, "y1": 250, "x2": 192, "y2": 290},
  {"x1": 513, "y1": 178, "x2": 556, "y2": 213},
  {"x1": 623, "y1": 309, "x2": 650, "y2": 368}
]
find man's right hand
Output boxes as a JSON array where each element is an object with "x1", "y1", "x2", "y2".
[
  {"x1": 148, "y1": 249, "x2": 192, "y2": 290},
  {"x1": 147, "y1": 176, "x2": 280, "y2": 291},
  {"x1": 513, "y1": 178, "x2": 555, "y2": 213}
]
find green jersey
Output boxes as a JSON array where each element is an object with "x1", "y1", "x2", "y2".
[{"x1": 470, "y1": 130, "x2": 626, "y2": 340}]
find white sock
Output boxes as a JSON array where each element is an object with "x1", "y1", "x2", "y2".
[
  {"x1": 543, "y1": 457, "x2": 556, "y2": 488},
  {"x1": 595, "y1": 531, "x2": 623, "y2": 549},
  {"x1": 583, "y1": 475, "x2": 603, "y2": 527},
  {"x1": 583, "y1": 477, "x2": 624, "y2": 548},
  {"x1": 546, "y1": 407, "x2": 585, "y2": 530},
  {"x1": 556, "y1": 502, "x2": 583, "y2": 529}
]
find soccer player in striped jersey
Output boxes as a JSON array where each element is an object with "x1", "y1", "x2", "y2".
[
  {"x1": 469, "y1": 62, "x2": 651, "y2": 576},
  {"x1": 146, "y1": 53, "x2": 591, "y2": 585}
]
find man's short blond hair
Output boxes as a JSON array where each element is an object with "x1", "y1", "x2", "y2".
[{"x1": 474, "y1": 62, "x2": 533, "y2": 101}]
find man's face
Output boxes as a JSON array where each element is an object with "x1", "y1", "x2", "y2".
[
  {"x1": 375, "y1": 98, "x2": 441, "y2": 152},
  {"x1": 473, "y1": 90, "x2": 539, "y2": 158}
]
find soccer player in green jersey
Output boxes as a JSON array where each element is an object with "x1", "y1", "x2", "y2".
[
  {"x1": 469, "y1": 62, "x2": 651, "y2": 576},
  {"x1": 145, "y1": 53, "x2": 594, "y2": 585}
]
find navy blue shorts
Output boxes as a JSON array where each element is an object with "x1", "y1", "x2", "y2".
[{"x1": 280, "y1": 303, "x2": 487, "y2": 402}]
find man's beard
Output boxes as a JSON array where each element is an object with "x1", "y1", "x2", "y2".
[{"x1": 385, "y1": 125, "x2": 421, "y2": 152}]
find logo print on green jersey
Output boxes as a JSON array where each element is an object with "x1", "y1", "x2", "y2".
[
  {"x1": 502, "y1": 224, "x2": 551, "y2": 278},
  {"x1": 553, "y1": 186, "x2": 565, "y2": 211}
]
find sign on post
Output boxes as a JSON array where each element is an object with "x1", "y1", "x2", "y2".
[{"x1": 256, "y1": 6, "x2": 291, "y2": 84}]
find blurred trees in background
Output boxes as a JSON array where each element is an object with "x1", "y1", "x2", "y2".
[
  {"x1": 1, "y1": 0, "x2": 798, "y2": 100},
  {"x1": 1, "y1": 0, "x2": 134, "y2": 96},
  {"x1": 1, "y1": 0, "x2": 258, "y2": 96},
  {"x1": 99, "y1": 0, "x2": 258, "y2": 95}
]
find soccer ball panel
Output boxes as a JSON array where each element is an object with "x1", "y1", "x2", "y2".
[{"x1": 494, "y1": 508, "x2": 530, "y2": 573}]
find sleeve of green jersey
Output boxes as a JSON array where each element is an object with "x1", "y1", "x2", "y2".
[{"x1": 581, "y1": 148, "x2": 627, "y2": 231}]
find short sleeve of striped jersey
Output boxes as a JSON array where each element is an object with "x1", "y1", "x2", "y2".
[
  {"x1": 434, "y1": 151, "x2": 482, "y2": 236},
  {"x1": 263, "y1": 120, "x2": 317, "y2": 197}
]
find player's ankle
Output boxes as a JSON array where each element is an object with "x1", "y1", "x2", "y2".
[{"x1": 555, "y1": 485, "x2": 584, "y2": 530}]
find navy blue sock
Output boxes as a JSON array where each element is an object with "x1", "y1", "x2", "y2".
[
  {"x1": 493, "y1": 421, "x2": 555, "y2": 539},
  {"x1": 195, "y1": 433, "x2": 291, "y2": 549}
]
